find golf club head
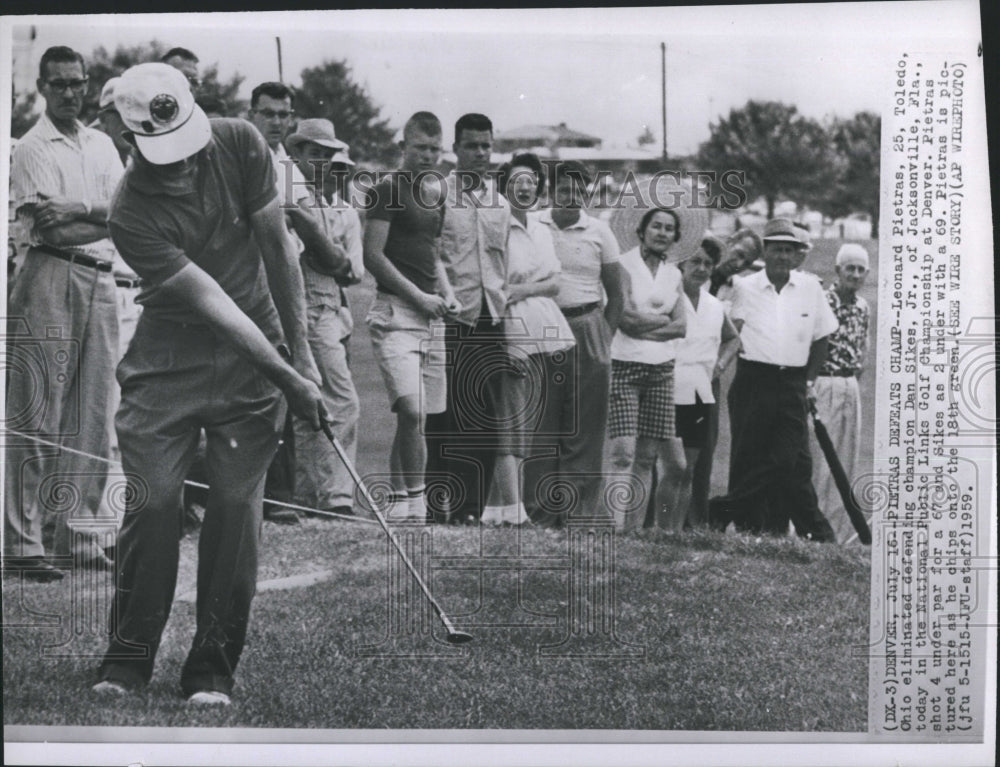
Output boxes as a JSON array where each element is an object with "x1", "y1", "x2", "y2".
[{"x1": 446, "y1": 630, "x2": 474, "y2": 644}]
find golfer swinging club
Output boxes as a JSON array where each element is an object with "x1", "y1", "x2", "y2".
[{"x1": 93, "y1": 63, "x2": 326, "y2": 705}]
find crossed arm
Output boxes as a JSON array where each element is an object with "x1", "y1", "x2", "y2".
[
  {"x1": 23, "y1": 195, "x2": 113, "y2": 248},
  {"x1": 617, "y1": 270, "x2": 686, "y2": 343}
]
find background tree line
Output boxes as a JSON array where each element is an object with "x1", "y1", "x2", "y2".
[
  {"x1": 11, "y1": 42, "x2": 879, "y2": 235},
  {"x1": 11, "y1": 39, "x2": 397, "y2": 167},
  {"x1": 696, "y1": 100, "x2": 880, "y2": 238}
]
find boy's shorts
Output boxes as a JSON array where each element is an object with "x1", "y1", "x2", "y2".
[
  {"x1": 366, "y1": 291, "x2": 446, "y2": 415},
  {"x1": 675, "y1": 398, "x2": 710, "y2": 450}
]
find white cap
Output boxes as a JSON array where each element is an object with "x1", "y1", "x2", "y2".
[
  {"x1": 99, "y1": 77, "x2": 120, "y2": 110},
  {"x1": 115, "y1": 62, "x2": 211, "y2": 165},
  {"x1": 835, "y1": 243, "x2": 870, "y2": 269}
]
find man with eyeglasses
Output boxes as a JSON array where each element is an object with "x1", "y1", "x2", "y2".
[
  {"x1": 4, "y1": 46, "x2": 125, "y2": 580},
  {"x1": 161, "y1": 47, "x2": 201, "y2": 92},
  {"x1": 248, "y1": 82, "x2": 299, "y2": 175},
  {"x1": 248, "y1": 81, "x2": 318, "y2": 523}
]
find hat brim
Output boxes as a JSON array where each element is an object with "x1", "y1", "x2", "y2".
[
  {"x1": 608, "y1": 178, "x2": 709, "y2": 263},
  {"x1": 286, "y1": 134, "x2": 349, "y2": 153},
  {"x1": 133, "y1": 104, "x2": 212, "y2": 165},
  {"x1": 762, "y1": 234, "x2": 811, "y2": 250}
]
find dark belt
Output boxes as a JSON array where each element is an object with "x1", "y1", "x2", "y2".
[
  {"x1": 819, "y1": 369, "x2": 857, "y2": 378},
  {"x1": 33, "y1": 243, "x2": 113, "y2": 273},
  {"x1": 738, "y1": 358, "x2": 806, "y2": 375},
  {"x1": 115, "y1": 276, "x2": 143, "y2": 289},
  {"x1": 560, "y1": 302, "x2": 601, "y2": 319}
]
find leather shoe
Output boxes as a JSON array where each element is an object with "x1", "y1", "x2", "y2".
[
  {"x1": 708, "y1": 496, "x2": 733, "y2": 532},
  {"x1": 264, "y1": 506, "x2": 300, "y2": 525},
  {"x1": 4, "y1": 556, "x2": 65, "y2": 582}
]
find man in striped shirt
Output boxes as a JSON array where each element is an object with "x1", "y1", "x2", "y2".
[{"x1": 4, "y1": 46, "x2": 124, "y2": 580}]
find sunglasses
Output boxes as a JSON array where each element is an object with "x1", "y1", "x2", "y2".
[{"x1": 45, "y1": 77, "x2": 89, "y2": 93}]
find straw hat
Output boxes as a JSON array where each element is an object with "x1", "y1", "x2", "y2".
[
  {"x1": 762, "y1": 217, "x2": 812, "y2": 251},
  {"x1": 285, "y1": 118, "x2": 348, "y2": 153},
  {"x1": 608, "y1": 175, "x2": 709, "y2": 263}
]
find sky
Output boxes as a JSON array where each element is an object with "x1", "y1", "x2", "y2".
[{"x1": 3, "y1": 2, "x2": 983, "y2": 156}]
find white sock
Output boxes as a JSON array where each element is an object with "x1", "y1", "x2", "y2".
[
  {"x1": 482, "y1": 503, "x2": 528, "y2": 525},
  {"x1": 406, "y1": 487, "x2": 427, "y2": 521},
  {"x1": 481, "y1": 504, "x2": 504, "y2": 525},
  {"x1": 385, "y1": 492, "x2": 407, "y2": 520}
]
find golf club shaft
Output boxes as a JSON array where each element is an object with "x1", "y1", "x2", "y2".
[{"x1": 319, "y1": 421, "x2": 464, "y2": 637}]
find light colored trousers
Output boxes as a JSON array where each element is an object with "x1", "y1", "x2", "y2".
[
  {"x1": 4, "y1": 251, "x2": 118, "y2": 559},
  {"x1": 808, "y1": 375, "x2": 864, "y2": 544},
  {"x1": 291, "y1": 270, "x2": 360, "y2": 510}
]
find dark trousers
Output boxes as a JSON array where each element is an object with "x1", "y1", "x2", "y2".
[
  {"x1": 99, "y1": 319, "x2": 285, "y2": 695},
  {"x1": 726, "y1": 359, "x2": 834, "y2": 540},
  {"x1": 523, "y1": 308, "x2": 612, "y2": 527},
  {"x1": 687, "y1": 377, "x2": 721, "y2": 527},
  {"x1": 424, "y1": 300, "x2": 503, "y2": 522}
]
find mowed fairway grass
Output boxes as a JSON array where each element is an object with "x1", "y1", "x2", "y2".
[{"x1": 2, "y1": 238, "x2": 875, "y2": 731}]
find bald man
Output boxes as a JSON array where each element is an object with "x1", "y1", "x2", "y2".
[{"x1": 808, "y1": 243, "x2": 871, "y2": 543}]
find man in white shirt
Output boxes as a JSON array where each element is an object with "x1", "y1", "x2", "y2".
[
  {"x1": 247, "y1": 81, "x2": 321, "y2": 522},
  {"x1": 424, "y1": 113, "x2": 509, "y2": 524},
  {"x1": 711, "y1": 219, "x2": 838, "y2": 541},
  {"x1": 5, "y1": 46, "x2": 125, "y2": 579},
  {"x1": 535, "y1": 160, "x2": 625, "y2": 527}
]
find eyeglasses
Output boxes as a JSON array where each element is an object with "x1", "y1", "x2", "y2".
[
  {"x1": 45, "y1": 77, "x2": 89, "y2": 93},
  {"x1": 253, "y1": 108, "x2": 294, "y2": 120}
]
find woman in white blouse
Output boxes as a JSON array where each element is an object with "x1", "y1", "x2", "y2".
[
  {"x1": 607, "y1": 207, "x2": 689, "y2": 531},
  {"x1": 668, "y1": 235, "x2": 741, "y2": 526},
  {"x1": 481, "y1": 153, "x2": 575, "y2": 526}
]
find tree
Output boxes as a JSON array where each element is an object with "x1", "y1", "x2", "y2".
[
  {"x1": 294, "y1": 59, "x2": 397, "y2": 166},
  {"x1": 190, "y1": 63, "x2": 246, "y2": 118},
  {"x1": 636, "y1": 125, "x2": 655, "y2": 147},
  {"x1": 696, "y1": 100, "x2": 836, "y2": 219},
  {"x1": 82, "y1": 40, "x2": 246, "y2": 124},
  {"x1": 824, "y1": 111, "x2": 881, "y2": 238},
  {"x1": 11, "y1": 89, "x2": 37, "y2": 139}
]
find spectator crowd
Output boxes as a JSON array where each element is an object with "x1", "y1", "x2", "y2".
[{"x1": 4, "y1": 45, "x2": 873, "y2": 705}]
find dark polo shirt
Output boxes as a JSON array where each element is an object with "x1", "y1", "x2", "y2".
[
  {"x1": 364, "y1": 172, "x2": 444, "y2": 296},
  {"x1": 109, "y1": 118, "x2": 282, "y2": 340}
]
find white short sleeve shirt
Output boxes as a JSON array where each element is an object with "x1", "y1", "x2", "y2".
[
  {"x1": 730, "y1": 269, "x2": 839, "y2": 367},
  {"x1": 611, "y1": 246, "x2": 682, "y2": 364},
  {"x1": 674, "y1": 289, "x2": 726, "y2": 404}
]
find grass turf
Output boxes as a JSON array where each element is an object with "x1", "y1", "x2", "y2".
[
  {"x1": 4, "y1": 520, "x2": 869, "y2": 730},
  {"x1": 3, "y1": 237, "x2": 875, "y2": 731}
]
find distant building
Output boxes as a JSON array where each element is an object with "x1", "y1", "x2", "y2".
[{"x1": 494, "y1": 122, "x2": 602, "y2": 154}]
